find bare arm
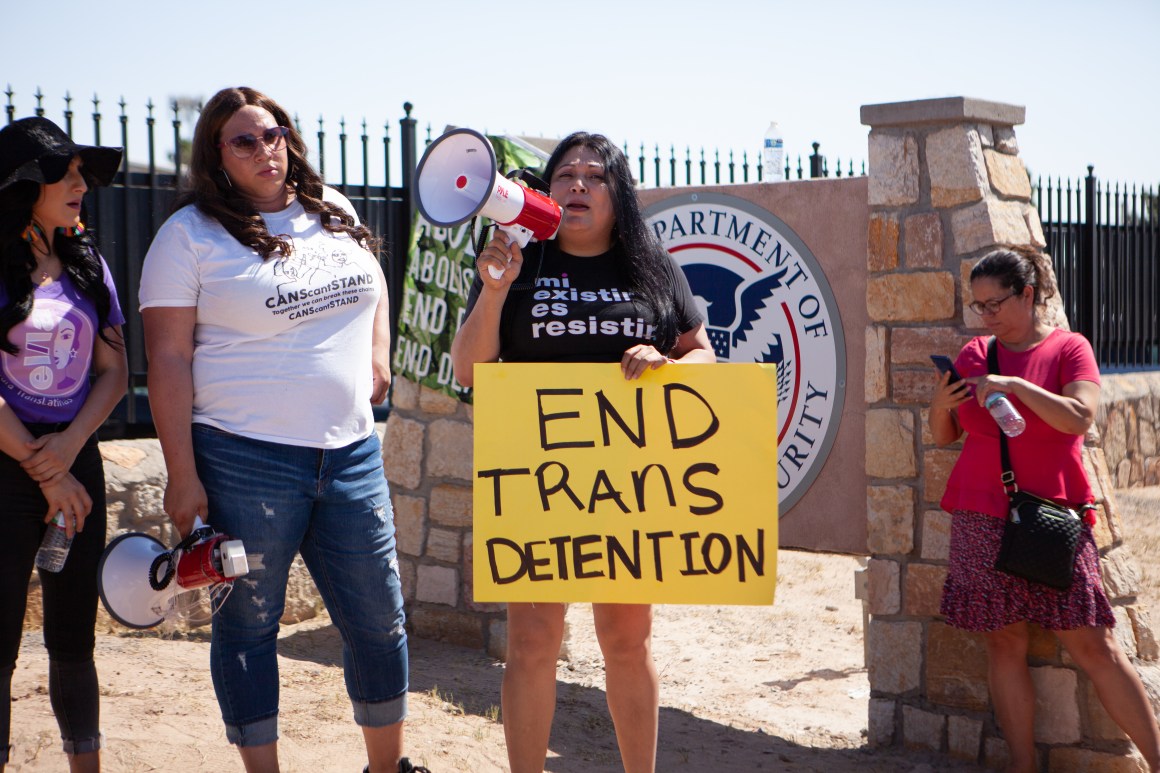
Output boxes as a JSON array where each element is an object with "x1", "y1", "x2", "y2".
[
  {"x1": 21, "y1": 326, "x2": 129, "y2": 484},
  {"x1": 620, "y1": 322, "x2": 716, "y2": 380},
  {"x1": 142, "y1": 306, "x2": 206, "y2": 537},
  {"x1": 929, "y1": 370, "x2": 971, "y2": 446},
  {"x1": 0, "y1": 400, "x2": 90, "y2": 531},
  {"x1": 449, "y1": 232, "x2": 524, "y2": 388},
  {"x1": 371, "y1": 263, "x2": 392, "y2": 404},
  {"x1": 0, "y1": 400, "x2": 36, "y2": 462},
  {"x1": 969, "y1": 374, "x2": 1098, "y2": 436}
]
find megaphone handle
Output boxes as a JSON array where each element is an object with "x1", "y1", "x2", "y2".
[
  {"x1": 498, "y1": 224, "x2": 533, "y2": 249},
  {"x1": 488, "y1": 225, "x2": 533, "y2": 279}
]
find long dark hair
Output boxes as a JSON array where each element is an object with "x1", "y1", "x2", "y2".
[
  {"x1": 176, "y1": 86, "x2": 374, "y2": 259},
  {"x1": 970, "y1": 244, "x2": 1058, "y2": 307},
  {"x1": 0, "y1": 179, "x2": 122, "y2": 356},
  {"x1": 544, "y1": 132, "x2": 679, "y2": 353}
]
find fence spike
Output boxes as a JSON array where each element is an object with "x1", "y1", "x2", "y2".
[{"x1": 61, "y1": 91, "x2": 74, "y2": 136}]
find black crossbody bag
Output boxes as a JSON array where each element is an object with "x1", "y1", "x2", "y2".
[{"x1": 987, "y1": 337, "x2": 1083, "y2": 590}]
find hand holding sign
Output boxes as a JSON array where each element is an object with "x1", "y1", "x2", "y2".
[{"x1": 472, "y1": 362, "x2": 779, "y2": 605}]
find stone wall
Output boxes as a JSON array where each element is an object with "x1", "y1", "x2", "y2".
[
  {"x1": 379, "y1": 378, "x2": 510, "y2": 657},
  {"x1": 862, "y1": 96, "x2": 1159, "y2": 771},
  {"x1": 1099, "y1": 373, "x2": 1160, "y2": 490}
]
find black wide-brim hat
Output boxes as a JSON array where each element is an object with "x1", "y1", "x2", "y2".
[{"x1": 0, "y1": 116, "x2": 123, "y2": 192}]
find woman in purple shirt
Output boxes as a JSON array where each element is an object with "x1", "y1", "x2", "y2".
[{"x1": 0, "y1": 117, "x2": 127, "y2": 772}]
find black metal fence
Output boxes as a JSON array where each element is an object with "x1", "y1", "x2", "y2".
[
  {"x1": 622, "y1": 139, "x2": 865, "y2": 188},
  {"x1": 1035, "y1": 168, "x2": 1160, "y2": 370},
  {"x1": 24, "y1": 88, "x2": 1151, "y2": 428},
  {"x1": 4, "y1": 88, "x2": 419, "y2": 437}
]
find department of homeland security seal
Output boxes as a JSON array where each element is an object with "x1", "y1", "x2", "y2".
[{"x1": 643, "y1": 192, "x2": 846, "y2": 514}]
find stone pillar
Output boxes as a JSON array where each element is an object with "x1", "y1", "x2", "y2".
[
  {"x1": 382, "y1": 377, "x2": 507, "y2": 657},
  {"x1": 861, "y1": 96, "x2": 1159, "y2": 771}
]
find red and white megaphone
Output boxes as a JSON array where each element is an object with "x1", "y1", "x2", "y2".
[
  {"x1": 414, "y1": 128, "x2": 560, "y2": 279},
  {"x1": 97, "y1": 518, "x2": 261, "y2": 629}
]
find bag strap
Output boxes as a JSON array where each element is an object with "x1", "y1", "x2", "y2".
[{"x1": 987, "y1": 336, "x2": 1019, "y2": 495}]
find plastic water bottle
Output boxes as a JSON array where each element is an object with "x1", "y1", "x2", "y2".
[
  {"x1": 985, "y1": 393, "x2": 1026, "y2": 437},
  {"x1": 35, "y1": 511, "x2": 73, "y2": 573},
  {"x1": 763, "y1": 121, "x2": 785, "y2": 182}
]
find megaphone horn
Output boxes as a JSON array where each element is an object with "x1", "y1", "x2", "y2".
[
  {"x1": 97, "y1": 532, "x2": 183, "y2": 629},
  {"x1": 414, "y1": 128, "x2": 561, "y2": 251}
]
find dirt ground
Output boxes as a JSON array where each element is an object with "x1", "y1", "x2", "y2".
[{"x1": 10, "y1": 488, "x2": 1160, "y2": 772}]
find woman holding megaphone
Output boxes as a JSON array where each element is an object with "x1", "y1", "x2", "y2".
[
  {"x1": 0, "y1": 117, "x2": 128, "y2": 772},
  {"x1": 451, "y1": 132, "x2": 715, "y2": 773}
]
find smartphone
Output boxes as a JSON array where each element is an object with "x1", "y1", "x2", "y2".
[{"x1": 929, "y1": 354, "x2": 961, "y2": 383}]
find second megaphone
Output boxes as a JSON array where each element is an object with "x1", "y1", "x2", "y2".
[
  {"x1": 414, "y1": 128, "x2": 560, "y2": 273},
  {"x1": 97, "y1": 519, "x2": 259, "y2": 629}
]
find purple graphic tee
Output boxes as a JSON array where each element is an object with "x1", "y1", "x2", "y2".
[{"x1": 0, "y1": 258, "x2": 125, "y2": 424}]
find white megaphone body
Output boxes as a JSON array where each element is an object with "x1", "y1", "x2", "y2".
[
  {"x1": 414, "y1": 128, "x2": 560, "y2": 279},
  {"x1": 97, "y1": 518, "x2": 259, "y2": 629}
]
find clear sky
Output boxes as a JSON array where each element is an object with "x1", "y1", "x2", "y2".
[{"x1": 4, "y1": 0, "x2": 1157, "y2": 188}]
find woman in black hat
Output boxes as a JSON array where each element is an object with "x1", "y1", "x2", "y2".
[{"x1": 0, "y1": 117, "x2": 128, "y2": 772}]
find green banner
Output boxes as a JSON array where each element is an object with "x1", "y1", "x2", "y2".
[{"x1": 393, "y1": 135, "x2": 549, "y2": 402}]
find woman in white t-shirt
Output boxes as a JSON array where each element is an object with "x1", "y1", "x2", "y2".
[{"x1": 139, "y1": 87, "x2": 427, "y2": 773}]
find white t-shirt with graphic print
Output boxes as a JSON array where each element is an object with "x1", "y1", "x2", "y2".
[{"x1": 140, "y1": 188, "x2": 381, "y2": 449}]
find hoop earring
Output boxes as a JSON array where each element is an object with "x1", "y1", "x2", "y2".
[
  {"x1": 22, "y1": 222, "x2": 47, "y2": 245},
  {"x1": 59, "y1": 221, "x2": 86, "y2": 238},
  {"x1": 221, "y1": 168, "x2": 234, "y2": 188}
]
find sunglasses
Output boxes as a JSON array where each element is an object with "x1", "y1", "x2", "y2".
[{"x1": 217, "y1": 126, "x2": 290, "y2": 159}]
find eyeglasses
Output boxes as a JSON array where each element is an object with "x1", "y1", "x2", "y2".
[
  {"x1": 968, "y1": 291, "x2": 1020, "y2": 316},
  {"x1": 217, "y1": 126, "x2": 290, "y2": 159}
]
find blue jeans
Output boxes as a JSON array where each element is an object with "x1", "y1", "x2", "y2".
[{"x1": 192, "y1": 425, "x2": 408, "y2": 747}]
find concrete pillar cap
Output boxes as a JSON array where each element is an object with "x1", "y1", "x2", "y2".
[{"x1": 860, "y1": 97, "x2": 1025, "y2": 128}]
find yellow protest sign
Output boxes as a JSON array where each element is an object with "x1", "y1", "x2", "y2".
[{"x1": 472, "y1": 362, "x2": 778, "y2": 604}]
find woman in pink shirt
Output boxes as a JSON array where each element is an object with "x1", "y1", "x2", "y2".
[{"x1": 931, "y1": 244, "x2": 1160, "y2": 773}]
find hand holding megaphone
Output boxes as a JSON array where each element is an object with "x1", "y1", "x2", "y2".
[
  {"x1": 414, "y1": 128, "x2": 560, "y2": 280},
  {"x1": 97, "y1": 516, "x2": 263, "y2": 629},
  {"x1": 476, "y1": 230, "x2": 525, "y2": 287}
]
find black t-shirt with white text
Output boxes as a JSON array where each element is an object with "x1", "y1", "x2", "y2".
[{"x1": 463, "y1": 242, "x2": 702, "y2": 363}]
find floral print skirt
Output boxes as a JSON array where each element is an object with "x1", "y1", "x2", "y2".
[{"x1": 940, "y1": 509, "x2": 1114, "y2": 632}]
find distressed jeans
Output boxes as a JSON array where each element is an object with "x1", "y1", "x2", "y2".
[{"x1": 192, "y1": 425, "x2": 408, "y2": 747}]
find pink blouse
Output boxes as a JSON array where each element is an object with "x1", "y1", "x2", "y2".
[{"x1": 940, "y1": 328, "x2": 1100, "y2": 519}]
